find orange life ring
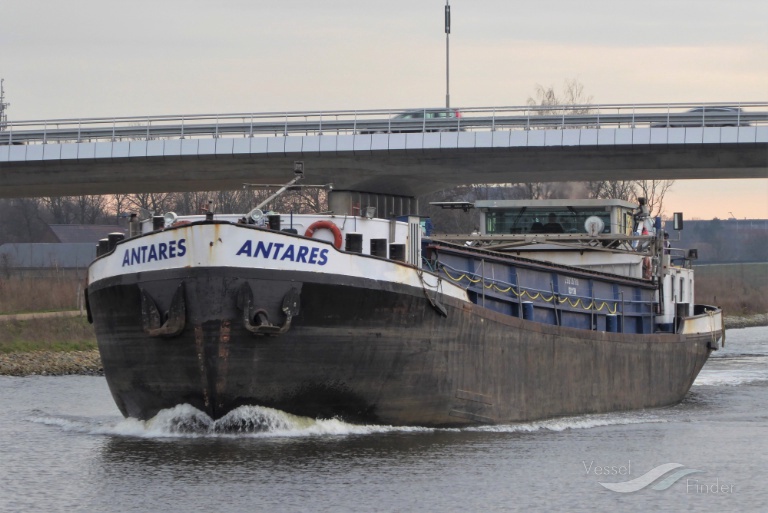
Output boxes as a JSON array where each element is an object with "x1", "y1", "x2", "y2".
[{"x1": 304, "y1": 220, "x2": 343, "y2": 249}]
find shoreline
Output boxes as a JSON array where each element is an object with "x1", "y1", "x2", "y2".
[
  {"x1": 1, "y1": 314, "x2": 765, "y2": 377},
  {"x1": 0, "y1": 350, "x2": 103, "y2": 377},
  {"x1": 723, "y1": 313, "x2": 768, "y2": 330}
]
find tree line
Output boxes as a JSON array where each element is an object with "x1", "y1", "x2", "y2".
[{"x1": 0, "y1": 187, "x2": 327, "y2": 244}]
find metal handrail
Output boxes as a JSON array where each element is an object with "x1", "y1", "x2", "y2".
[{"x1": 1, "y1": 102, "x2": 766, "y2": 145}]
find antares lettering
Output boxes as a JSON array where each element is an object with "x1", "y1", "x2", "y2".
[
  {"x1": 122, "y1": 239, "x2": 186, "y2": 267},
  {"x1": 236, "y1": 240, "x2": 328, "y2": 265}
]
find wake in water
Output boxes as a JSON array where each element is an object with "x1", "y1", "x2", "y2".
[
  {"x1": 694, "y1": 353, "x2": 768, "y2": 386},
  {"x1": 27, "y1": 403, "x2": 669, "y2": 439},
  {"x1": 27, "y1": 404, "x2": 430, "y2": 438},
  {"x1": 693, "y1": 369, "x2": 768, "y2": 387},
  {"x1": 135, "y1": 404, "x2": 373, "y2": 437},
  {"x1": 466, "y1": 411, "x2": 666, "y2": 433}
]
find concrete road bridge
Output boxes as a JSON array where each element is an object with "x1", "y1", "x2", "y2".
[{"x1": 1, "y1": 102, "x2": 766, "y2": 198}]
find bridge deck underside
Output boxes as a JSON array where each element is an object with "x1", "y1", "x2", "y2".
[{"x1": 1, "y1": 136, "x2": 766, "y2": 198}]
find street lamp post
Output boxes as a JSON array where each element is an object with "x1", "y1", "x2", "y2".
[
  {"x1": 445, "y1": 1, "x2": 450, "y2": 109},
  {"x1": 0, "y1": 79, "x2": 8, "y2": 130}
]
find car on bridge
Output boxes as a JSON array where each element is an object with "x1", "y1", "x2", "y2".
[
  {"x1": 651, "y1": 106, "x2": 750, "y2": 128},
  {"x1": 360, "y1": 108, "x2": 463, "y2": 134}
]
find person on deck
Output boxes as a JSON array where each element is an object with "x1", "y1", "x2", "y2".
[{"x1": 542, "y1": 213, "x2": 564, "y2": 233}]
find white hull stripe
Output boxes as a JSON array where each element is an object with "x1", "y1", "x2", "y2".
[{"x1": 88, "y1": 223, "x2": 470, "y2": 302}]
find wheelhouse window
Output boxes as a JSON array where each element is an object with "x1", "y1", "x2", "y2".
[{"x1": 485, "y1": 208, "x2": 613, "y2": 235}]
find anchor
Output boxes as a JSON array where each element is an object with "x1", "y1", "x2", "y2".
[
  {"x1": 140, "y1": 282, "x2": 186, "y2": 337},
  {"x1": 237, "y1": 282, "x2": 300, "y2": 336}
]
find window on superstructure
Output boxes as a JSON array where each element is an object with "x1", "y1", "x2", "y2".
[{"x1": 485, "y1": 208, "x2": 612, "y2": 235}]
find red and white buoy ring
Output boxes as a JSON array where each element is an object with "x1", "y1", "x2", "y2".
[{"x1": 304, "y1": 220, "x2": 343, "y2": 250}]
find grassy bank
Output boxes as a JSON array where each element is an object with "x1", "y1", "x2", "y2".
[
  {"x1": 0, "y1": 316, "x2": 96, "y2": 354},
  {"x1": 0, "y1": 310, "x2": 100, "y2": 375},
  {"x1": 0, "y1": 274, "x2": 84, "y2": 314},
  {"x1": 0, "y1": 275, "x2": 96, "y2": 355}
]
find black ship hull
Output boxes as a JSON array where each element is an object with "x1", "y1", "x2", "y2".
[{"x1": 88, "y1": 264, "x2": 713, "y2": 427}]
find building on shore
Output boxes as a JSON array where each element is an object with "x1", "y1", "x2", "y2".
[{"x1": 1, "y1": 224, "x2": 126, "y2": 279}]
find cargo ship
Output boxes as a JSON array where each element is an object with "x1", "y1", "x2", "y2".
[{"x1": 86, "y1": 177, "x2": 723, "y2": 427}]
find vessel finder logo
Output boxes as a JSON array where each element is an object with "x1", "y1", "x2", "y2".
[{"x1": 597, "y1": 462, "x2": 702, "y2": 493}]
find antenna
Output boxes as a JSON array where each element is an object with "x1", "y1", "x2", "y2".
[{"x1": 0, "y1": 79, "x2": 8, "y2": 131}]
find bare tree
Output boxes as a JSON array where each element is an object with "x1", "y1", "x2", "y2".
[
  {"x1": 111, "y1": 193, "x2": 130, "y2": 221},
  {"x1": 521, "y1": 182, "x2": 592, "y2": 200},
  {"x1": 42, "y1": 196, "x2": 72, "y2": 224},
  {"x1": 124, "y1": 192, "x2": 174, "y2": 216},
  {"x1": 586, "y1": 180, "x2": 637, "y2": 201},
  {"x1": 0, "y1": 198, "x2": 49, "y2": 243},
  {"x1": 526, "y1": 78, "x2": 594, "y2": 116},
  {"x1": 211, "y1": 190, "x2": 249, "y2": 214},
  {"x1": 171, "y1": 191, "x2": 215, "y2": 215},
  {"x1": 39, "y1": 195, "x2": 110, "y2": 225},
  {"x1": 72, "y1": 195, "x2": 109, "y2": 224}
]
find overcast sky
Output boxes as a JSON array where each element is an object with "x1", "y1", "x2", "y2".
[{"x1": 2, "y1": 0, "x2": 766, "y2": 218}]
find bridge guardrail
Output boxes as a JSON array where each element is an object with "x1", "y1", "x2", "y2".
[{"x1": 1, "y1": 102, "x2": 767, "y2": 145}]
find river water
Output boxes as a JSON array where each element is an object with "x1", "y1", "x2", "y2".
[{"x1": 1, "y1": 327, "x2": 766, "y2": 513}]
